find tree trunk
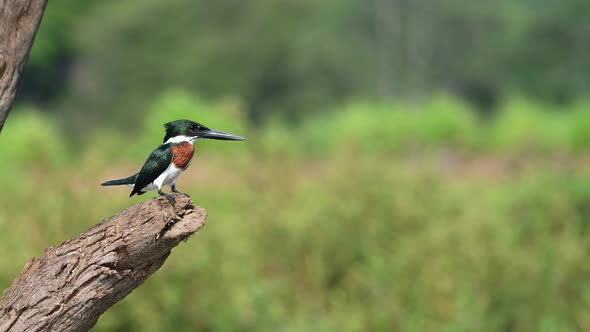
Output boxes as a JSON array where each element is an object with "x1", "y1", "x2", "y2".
[
  {"x1": 0, "y1": 0, "x2": 47, "y2": 133},
  {"x1": 0, "y1": 194, "x2": 207, "y2": 332}
]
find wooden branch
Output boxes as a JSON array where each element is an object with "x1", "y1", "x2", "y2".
[
  {"x1": 0, "y1": 194, "x2": 207, "y2": 332},
  {"x1": 0, "y1": 0, "x2": 48, "y2": 133}
]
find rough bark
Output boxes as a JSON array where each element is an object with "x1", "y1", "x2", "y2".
[
  {"x1": 0, "y1": 0, "x2": 47, "y2": 133},
  {"x1": 0, "y1": 194, "x2": 207, "y2": 332}
]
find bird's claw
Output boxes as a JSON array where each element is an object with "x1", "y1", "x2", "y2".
[
  {"x1": 158, "y1": 189, "x2": 176, "y2": 204},
  {"x1": 171, "y1": 186, "x2": 189, "y2": 197},
  {"x1": 165, "y1": 194, "x2": 176, "y2": 204}
]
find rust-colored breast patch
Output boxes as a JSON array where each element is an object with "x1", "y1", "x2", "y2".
[{"x1": 171, "y1": 142, "x2": 195, "y2": 170}]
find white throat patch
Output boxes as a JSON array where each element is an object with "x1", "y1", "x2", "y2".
[{"x1": 165, "y1": 135, "x2": 198, "y2": 144}]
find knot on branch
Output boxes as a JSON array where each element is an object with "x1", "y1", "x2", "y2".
[{"x1": 0, "y1": 194, "x2": 206, "y2": 332}]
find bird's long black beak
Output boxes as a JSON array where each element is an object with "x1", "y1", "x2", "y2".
[{"x1": 199, "y1": 129, "x2": 245, "y2": 141}]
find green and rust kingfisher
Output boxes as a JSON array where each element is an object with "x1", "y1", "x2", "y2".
[{"x1": 101, "y1": 119, "x2": 244, "y2": 203}]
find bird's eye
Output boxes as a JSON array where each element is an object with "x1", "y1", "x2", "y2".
[{"x1": 190, "y1": 125, "x2": 198, "y2": 131}]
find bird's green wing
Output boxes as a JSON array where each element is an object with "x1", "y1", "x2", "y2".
[{"x1": 130, "y1": 144, "x2": 173, "y2": 197}]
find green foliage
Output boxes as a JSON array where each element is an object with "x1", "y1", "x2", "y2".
[
  {"x1": 483, "y1": 99, "x2": 590, "y2": 153},
  {"x1": 254, "y1": 96, "x2": 590, "y2": 158},
  {"x1": 255, "y1": 97, "x2": 477, "y2": 157},
  {"x1": 24, "y1": 0, "x2": 590, "y2": 123},
  {"x1": 21, "y1": 1, "x2": 97, "y2": 101},
  {"x1": 2, "y1": 100, "x2": 590, "y2": 331},
  {"x1": 60, "y1": 0, "x2": 375, "y2": 124},
  {"x1": 0, "y1": 108, "x2": 65, "y2": 163}
]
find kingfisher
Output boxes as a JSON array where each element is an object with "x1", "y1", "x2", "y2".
[{"x1": 101, "y1": 119, "x2": 245, "y2": 203}]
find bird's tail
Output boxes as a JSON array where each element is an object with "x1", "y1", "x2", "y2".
[{"x1": 101, "y1": 173, "x2": 139, "y2": 186}]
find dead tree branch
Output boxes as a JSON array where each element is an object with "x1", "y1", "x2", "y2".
[
  {"x1": 0, "y1": 0, "x2": 48, "y2": 133},
  {"x1": 0, "y1": 194, "x2": 207, "y2": 332}
]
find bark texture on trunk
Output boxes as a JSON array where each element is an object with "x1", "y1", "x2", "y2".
[{"x1": 0, "y1": 0, "x2": 48, "y2": 132}]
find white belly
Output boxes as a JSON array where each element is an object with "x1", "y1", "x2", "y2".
[{"x1": 138, "y1": 164, "x2": 183, "y2": 192}]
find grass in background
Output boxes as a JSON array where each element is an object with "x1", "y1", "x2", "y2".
[{"x1": 1, "y1": 94, "x2": 590, "y2": 331}]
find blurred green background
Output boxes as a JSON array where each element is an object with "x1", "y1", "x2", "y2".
[{"x1": 1, "y1": 0, "x2": 590, "y2": 331}]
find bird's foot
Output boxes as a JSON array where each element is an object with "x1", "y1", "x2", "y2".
[
  {"x1": 171, "y1": 186, "x2": 189, "y2": 197},
  {"x1": 158, "y1": 190, "x2": 176, "y2": 204},
  {"x1": 165, "y1": 194, "x2": 176, "y2": 204}
]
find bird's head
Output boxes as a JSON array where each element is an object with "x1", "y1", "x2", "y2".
[{"x1": 163, "y1": 120, "x2": 245, "y2": 143}]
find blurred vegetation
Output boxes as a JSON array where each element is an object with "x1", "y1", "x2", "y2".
[
  {"x1": 2, "y1": 97, "x2": 590, "y2": 331},
  {"x1": 2, "y1": 0, "x2": 590, "y2": 331},
  {"x1": 16, "y1": 0, "x2": 590, "y2": 126}
]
